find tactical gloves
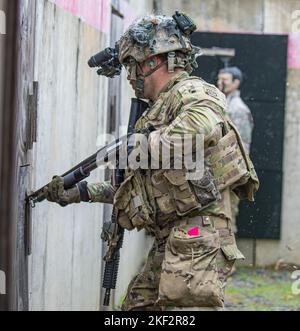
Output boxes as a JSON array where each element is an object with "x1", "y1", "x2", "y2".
[{"x1": 43, "y1": 176, "x2": 90, "y2": 207}]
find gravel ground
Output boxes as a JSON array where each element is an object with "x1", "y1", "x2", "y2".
[{"x1": 224, "y1": 267, "x2": 300, "y2": 311}]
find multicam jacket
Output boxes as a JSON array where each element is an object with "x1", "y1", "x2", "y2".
[{"x1": 88, "y1": 72, "x2": 258, "y2": 231}]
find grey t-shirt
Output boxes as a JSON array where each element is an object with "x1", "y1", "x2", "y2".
[{"x1": 226, "y1": 90, "x2": 254, "y2": 154}]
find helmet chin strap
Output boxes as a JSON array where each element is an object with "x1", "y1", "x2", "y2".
[
  {"x1": 134, "y1": 60, "x2": 168, "y2": 99},
  {"x1": 135, "y1": 78, "x2": 145, "y2": 98}
]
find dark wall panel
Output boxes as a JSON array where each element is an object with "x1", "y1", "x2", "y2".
[
  {"x1": 238, "y1": 170, "x2": 283, "y2": 239},
  {"x1": 191, "y1": 32, "x2": 288, "y2": 239},
  {"x1": 249, "y1": 102, "x2": 284, "y2": 172}
]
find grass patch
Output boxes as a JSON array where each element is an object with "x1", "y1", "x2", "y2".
[{"x1": 225, "y1": 267, "x2": 300, "y2": 311}]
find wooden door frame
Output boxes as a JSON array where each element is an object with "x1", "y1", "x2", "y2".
[
  {"x1": 0, "y1": 0, "x2": 19, "y2": 311},
  {"x1": 0, "y1": 0, "x2": 37, "y2": 311}
]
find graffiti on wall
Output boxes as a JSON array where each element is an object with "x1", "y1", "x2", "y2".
[{"x1": 48, "y1": 0, "x2": 110, "y2": 33}]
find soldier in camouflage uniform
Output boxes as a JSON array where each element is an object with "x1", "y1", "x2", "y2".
[
  {"x1": 217, "y1": 67, "x2": 254, "y2": 233},
  {"x1": 44, "y1": 13, "x2": 259, "y2": 310}
]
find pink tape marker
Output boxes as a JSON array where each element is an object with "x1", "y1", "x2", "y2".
[{"x1": 188, "y1": 227, "x2": 199, "y2": 237}]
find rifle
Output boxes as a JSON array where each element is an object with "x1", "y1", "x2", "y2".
[
  {"x1": 101, "y1": 98, "x2": 149, "y2": 307},
  {"x1": 26, "y1": 98, "x2": 149, "y2": 307}
]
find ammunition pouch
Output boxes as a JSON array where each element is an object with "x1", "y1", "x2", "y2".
[
  {"x1": 115, "y1": 167, "x2": 221, "y2": 231},
  {"x1": 152, "y1": 169, "x2": 221, "y2": 218},
  {"x1": 189, "y1": 168, "x2": 221, "y2": 209},
  {"x1": 162, "y1": 170, "x2": 199, "y2": 216},
  {"x1": 114, "y1": 169, "x2": 155, "y2": 231}
]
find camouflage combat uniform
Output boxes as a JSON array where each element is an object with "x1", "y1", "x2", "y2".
[
  {"x1": 43, "y1": 12, "x2": 259, "y2": 311},
  {"x1": 88, "y1": 13, "x2": 259, "y2": 311},
  {"x1": 88, "y1": 71, "x2": 258, "y2": 310},
  {"x1": 226, "y1": 90, "x2": 254, "y2": 233}
]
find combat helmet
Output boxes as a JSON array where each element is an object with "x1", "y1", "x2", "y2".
[{"x1": 117, "y1": 11, "x2": 201, "y2": 97}]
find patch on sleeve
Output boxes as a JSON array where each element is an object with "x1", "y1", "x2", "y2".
[{"x1": 203, "y1": 84, "x2": 220, "y2": 100}]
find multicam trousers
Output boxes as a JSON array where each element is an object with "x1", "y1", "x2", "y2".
[{"x1": 121, "y1": 215, "x2": 244, "y2": 311}]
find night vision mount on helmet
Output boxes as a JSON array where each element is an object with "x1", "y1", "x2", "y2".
[
  {"x1": 88, "y1": 46, "x2": 122, "y2": 78},
  {"x1": 88, "y1": 11, "x2": 201, "y2": 82}
]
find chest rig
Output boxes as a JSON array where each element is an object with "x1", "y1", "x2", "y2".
[{"x1": 114, "y1": 74, "x2": 259, "y2": 233}]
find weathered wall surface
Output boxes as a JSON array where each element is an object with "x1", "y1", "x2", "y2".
[
  {"x1": 29, "y1": 0, "x2": 109, "y2": 311},
  {"x1": 258, "y1": 0, "x2": 300, "y2": 266},
  {"x1": 11, "y1": 0, "x2": 299, "y2": 312},
  {"x1": 27, "y1": 0, "x2": 154, "y2": 311},
  {"x1": 156, "y1": 0, "x2": 300, "y2": 266}
]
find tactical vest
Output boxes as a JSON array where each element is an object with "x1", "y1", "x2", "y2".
[{"x1": 114, "y1": 75, "x2": 259, "y2": 232}]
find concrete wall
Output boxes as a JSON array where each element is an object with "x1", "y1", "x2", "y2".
[
  {"x1": 28, "y1": 0, "x2": 108, "y2": 311},
  {"x1": 28, "y1": 0, "x2": 153, "y2": 311},
  {"x1": 17, "y1": 0, "x2": 300, "y2": 311},
  {"x1": 156, "y1": 0, "x2": 300, "y2": 266}
]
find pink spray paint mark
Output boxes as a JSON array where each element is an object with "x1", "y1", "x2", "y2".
[
  {"x1": 288, "y1": 33, "x2": 300, "y2": 69},
  {"x1": 50, "y1": 0, "x2": 110, "y2": 34},
  {"x1": 188, "y1": 227, "x2": 199, "y2": 237}
]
